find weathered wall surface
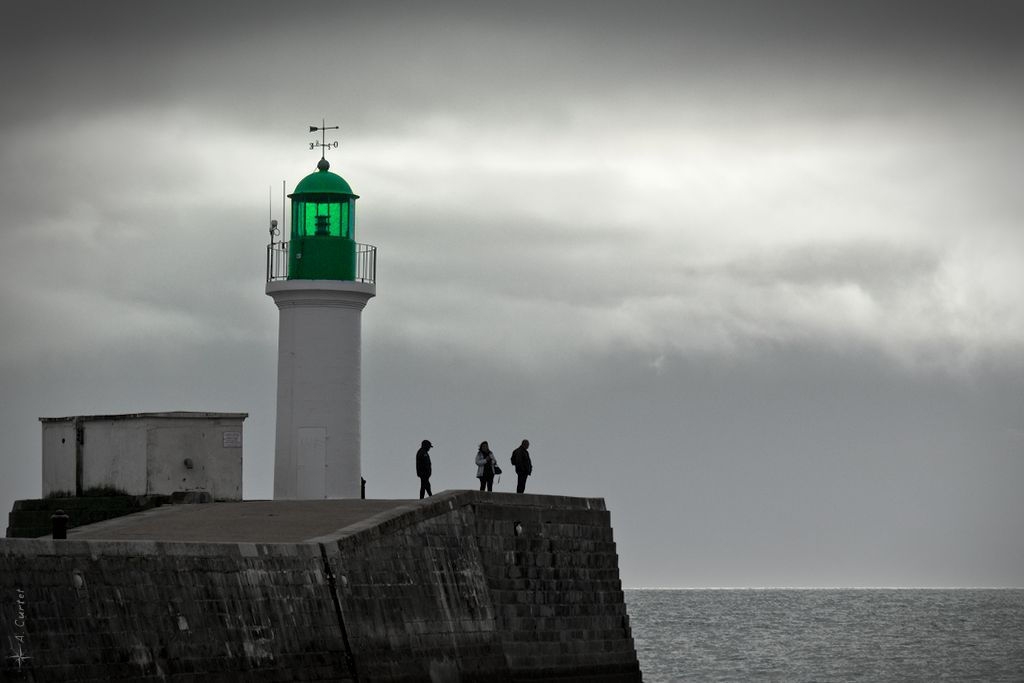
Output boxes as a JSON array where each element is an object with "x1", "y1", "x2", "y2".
[
  {"x1": 325, "y1": 493, "x2": 640, "y2": 682},
  {"x1": 326, "y1": 503, "x2": 513, "y2": 682},
  {"x1": 40, "y1": 423, "x2": 76, "y2": 496},
  {"x1": 0, "y1": 540, "x2": 352, "y2": 682},
  {"x1": 81, "y1": 419, "x2": 149, "y2": 493},
  {"x1": 144, "y1": 420, "x2": 243, "y2": 500},
  {"x1": 40, "y1": 414, "x2": 245, "y2": 500},
  {"x1": 474, "y1": 500, "x2": 637, "y2": 681},
  {"x1": 1, "y1": 492, "x2": 640, "y2": 682}
]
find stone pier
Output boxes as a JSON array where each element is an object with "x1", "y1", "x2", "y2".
[{"x1": 0, "y1": 491, "x2": 641, "y2": 682}]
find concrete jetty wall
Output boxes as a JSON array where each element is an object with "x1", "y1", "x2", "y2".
[{"x1": 0, "y1": 492, "x2": 641, "y2": 682}]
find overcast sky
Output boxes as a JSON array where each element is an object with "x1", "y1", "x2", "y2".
[{"x1": 1, "y1": 1, "x2": 1022, "y2": 587}]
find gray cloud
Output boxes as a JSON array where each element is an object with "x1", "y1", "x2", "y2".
[{"x1": 1, "y1": 1, "x2": 1022, "y2": 586}]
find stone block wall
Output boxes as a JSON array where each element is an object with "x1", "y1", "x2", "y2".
[
  {"x1": 473, "y1": 499, "x2": 637, "y2": 682},
  {"x1": 324, "y1": 492, "x2": 640, "y2": 682},
  {"x1": 0, "y1": 541, "x2": 352, "y2": 682},
  {"x1": 1, "y1": 492, "x2": 640, "y2": 682},
  {"x1": 328, "y1": 505, "x2": 511, "y2": 682}
]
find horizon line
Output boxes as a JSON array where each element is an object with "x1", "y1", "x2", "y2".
[{"x1": 623, "y1": 585, "x2": 1024, "y2": 590}]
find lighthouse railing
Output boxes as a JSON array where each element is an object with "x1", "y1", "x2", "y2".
[
  {"x1": 266, "y1": 242, "x2": 377, "y2": 285},
  {"x1": 354, "y1": 242, "x2": 378, "y2": 284},
  {"x1": 266, "y1": 242, "x2": 289, "y2": 281}
]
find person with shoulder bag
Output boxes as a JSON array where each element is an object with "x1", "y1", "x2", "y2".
[{"x1": 475, "y1": 441, "x2": 498, "y2": 492}]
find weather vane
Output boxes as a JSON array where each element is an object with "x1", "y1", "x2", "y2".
[{"x1": 309, "y1": 119, "x2": 340, "y2": 159}]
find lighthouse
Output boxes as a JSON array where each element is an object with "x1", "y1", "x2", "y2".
[{"x1": 266, "y1": 124, "x2": 376, "y2": 499}]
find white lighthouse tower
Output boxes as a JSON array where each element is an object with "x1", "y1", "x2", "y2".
[{"x1": 266, "y1": 124, "x2": 376, "y2": 499}]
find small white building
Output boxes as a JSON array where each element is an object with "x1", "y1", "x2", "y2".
[{"x1": 40, "y1": 412, "x2": 247, "y2": 500}]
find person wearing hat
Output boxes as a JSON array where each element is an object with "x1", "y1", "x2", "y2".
[
  {"x1": 416, "y1": 440, "x2": 433, "y2": 499},
  {"x1": 511, "y1": 439, "x2": 533, "y2": 493}
]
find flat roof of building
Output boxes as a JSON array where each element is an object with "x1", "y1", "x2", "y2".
[{"x1": 40, "y1": 411, "x2": 249, "y2": 423}]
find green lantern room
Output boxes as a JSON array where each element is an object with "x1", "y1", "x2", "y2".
[{"x1": 287, "y1": 157, "x2": 359, "y2": 280}]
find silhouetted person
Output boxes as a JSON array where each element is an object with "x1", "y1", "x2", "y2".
[
  {"x1": 476, "y1": 441, "x2": 497, "y2": 492},
  {"x1": 416, "y1": 440, "x2": 433, "y2": 499},
  {"x1": 511, "y1": 439, "x2": 532, "y2": 493}
]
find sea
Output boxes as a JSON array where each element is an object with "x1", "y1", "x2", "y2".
[{"x1": 624, "y1": 588, "x2": 1024, "y2": 682}]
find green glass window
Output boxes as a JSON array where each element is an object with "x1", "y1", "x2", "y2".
[
  {"x1": 344, "y1": 200, "x2": 353, "y2": 238},
  {"x1": 291, "y1": 199, "x2": 354, "y2": 238}
]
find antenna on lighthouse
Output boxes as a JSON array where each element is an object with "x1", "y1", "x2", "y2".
[{"x1": 268, "y1": 186, "x2": 280, "y2": 245}]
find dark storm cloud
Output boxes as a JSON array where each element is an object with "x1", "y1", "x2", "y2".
[{"x1": 5, "y1": 1, "x2": 1022, "y2": 130}]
